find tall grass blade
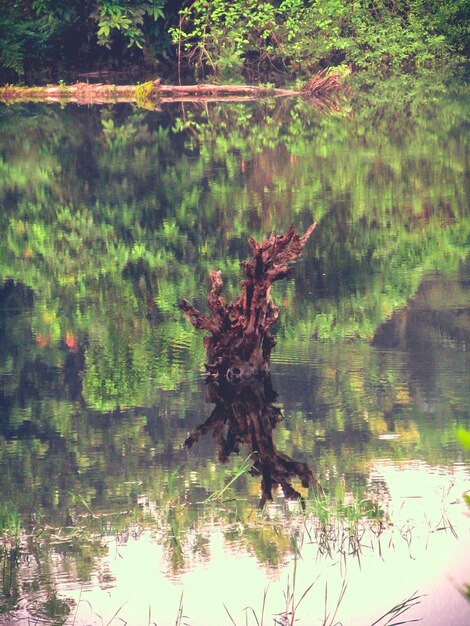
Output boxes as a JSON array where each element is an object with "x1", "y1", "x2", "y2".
[
  {"x1": 223, "y1": 603, "x2": 238, "y2": 626},
  {"x1": 294, "y1": 576, "x2": 320, "y2": 612},
  {"x1": 260, "y1": 586, "x2": 269, "y2": 626},
  {"x1": 247, "y1": 606, "x2": 260, "y2": 626},
  {"x1": 204, "y1": 454, "x2": 255, "y2": 502},
  {"x1": 104, "y1": 602, "x2": 127, "y2": 626},
  {"x1": 370, "y1": 590, "x2": 424, "y2": 626},
  {"x1": 175, "y1": 592, "x2": 184, "y2": 626}
]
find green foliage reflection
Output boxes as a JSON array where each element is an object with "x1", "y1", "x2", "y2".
[{"x1": 0, "y1": 86, "x2": 469, "y2": 594}]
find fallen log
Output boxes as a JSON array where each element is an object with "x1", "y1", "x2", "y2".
[{"x1": 0, "y1": 70, "x2": 347, "y2": 106}]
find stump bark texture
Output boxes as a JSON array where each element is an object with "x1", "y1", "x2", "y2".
[{"x1": 180, "y1": 223, "x2": 316, "y2": 382}]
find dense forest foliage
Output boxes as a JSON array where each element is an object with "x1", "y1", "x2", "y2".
[{"x1": 0, "y1": 0, "x2": 469, "y2": 84}]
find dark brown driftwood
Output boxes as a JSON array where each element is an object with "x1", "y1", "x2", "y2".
[
  {"x1": 180, "y1": 223, "x2": 316, "y2": 382},
  {"x1": 186, "y1": 376, "x2": 321, "y2": 506},
  {"x1": 181, "y1": 224, "x2": 319, "y2": 505}
]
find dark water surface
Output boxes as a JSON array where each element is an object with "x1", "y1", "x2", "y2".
[{"x1": 0, "y1": 84, "x2": 469, "y2": 625}]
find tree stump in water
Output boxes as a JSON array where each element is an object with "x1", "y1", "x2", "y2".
[
  {"x1": 180, "y1": 224, "x2": 320, "y2": 505},
  {"x1": 180, "y1": 223, "x2": 317, "y2": 382}
]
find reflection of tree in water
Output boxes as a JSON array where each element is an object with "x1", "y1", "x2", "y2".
[
  {"x1": 181, "y1": 224, "x2": 320, "y2": 506},
  {"x1": 186, "y1": 375, "x2": 319, "y2": 507}
]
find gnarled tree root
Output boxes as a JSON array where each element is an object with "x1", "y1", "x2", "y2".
[
  {"x1": 181, "y1": 224, "x2": 321, "y2": 505},
  {"x1": 180, "y1": 223, "x2": 316, "y2": 382}
]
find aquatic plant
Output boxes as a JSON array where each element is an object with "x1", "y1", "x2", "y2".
[{"x1": 0, "y1": 503, "x2": 20, "y2": 550}]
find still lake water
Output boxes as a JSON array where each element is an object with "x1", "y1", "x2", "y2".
[{"x1": 0, "y1": 84, "x2": 469, "y2": 625}]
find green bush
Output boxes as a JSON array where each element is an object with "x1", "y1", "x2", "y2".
[
  {"x1": 171, "y1": 0, "x2": 465, "y2": 82},
  {"x1": 1, "y1": 0, "x2": 468, "y2": 83},
  {"x1": 0, "y1": 0, "x2": 170, "y2": 82}
]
